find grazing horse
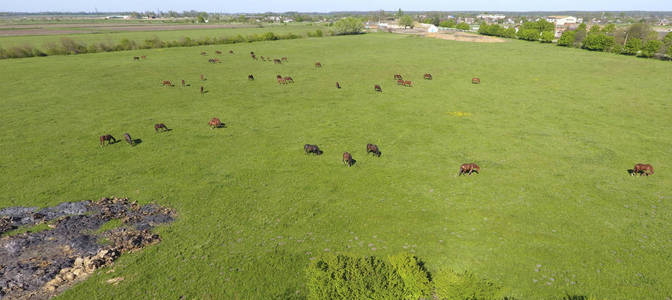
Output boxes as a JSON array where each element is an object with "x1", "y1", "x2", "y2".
[
  {"x1": 424, "y1": 73, "x2": 432, "y2": 80},
  {"x1": 374, "y1": 85, "x2": 382, "y2": 92},
  {"x1": 366, "y1": 144, "x2": 381, "y2": 157},
  {"x1": 394, "y1": 74, "x2": 403, "y2": 80},
  {"x1": 133, "y1": 56, "x2": 140, "y2": 60},
  {"x1": 336, "y1": 82, "x2": 341, "y2": 89},
  {"x1": 99, "y1": 134, "x2": 117, "y2": 146},
  {"x1": 200, "y1": 74, "x2": 205, "y2": 81},
  {"x1": 281, "y1": 57, "x2": 288, "y2": 62},
  {"x1": 252, "y1": 55, "x2": 258, "y2": 60},
  {"x1": 304, "y1": 144, "x2": 323, "y2": 155},
  {"x1": 633, "y1": 163, "x2": 654, "y2": 176},
  {"x1": 458, "y1": 163, "x2": 480, "y2": 176},
  {"x1": 403, "y1": 81, "x2": 413, "y2": 87},
  {"x1": 154, "y1": 123, "x2": 169, "y2": 132},
  {"x1": 397, "y1": 79, "x2": 405, "y2": 86},
  {"x1": 277, "y1": 77, "x2": 287, "y2": 85},
  {"x1": 200, "y1": 52, "x2": 207, "y2": 56},
  {"x1": 315, "y1": 62, "x2": 322, "y2": 68},
  {"x1": 141, "y1": 55, "x2": 146, "y2": 59},
  {"x1": 209, "y1": 118, "x2": 222, "y2": 129},
  {"x1": 208, "y1": 58, "x2": 216, "y2": 64},
  {"x1": 472, "y1": 78, "x2": 481, "y2": 84},
  {"x1": 283, "y1": 76, "x2": 294, "y2": 83},
  {"x1": 181, "y1": 79, "x2": 186, "y2": 87},
  {"x1": 123, "y1": 133, "x2": 134, "y2": 146},
  {"x1": 343, "y1": 152, "x2": 354, "y2": 167},
  {"x1": 248, "y1": 74, "x2": 255, "y2": 80},
  {"x1": 215, "y1": 50, "x2": 222, "y2": 54},
  {"x1": 273, "y1": 59, "x2": 281, "y2": 64},
  {"x1": 250, "y1": 51, "x2": 254, "y2": 55},
  {"x1": 200, "y1": 86, "x2": 204, "y2": 95},
  {"x1": 230, "y1": 50, "x2": 234, "y2": 54},
  {"x1": 162, "y1": 80, "x2": 173, "y2": 87}
]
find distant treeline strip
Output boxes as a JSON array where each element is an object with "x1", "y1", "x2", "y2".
[{"x1": 0, "y1": 29, "x2": 327, "y2": 59}]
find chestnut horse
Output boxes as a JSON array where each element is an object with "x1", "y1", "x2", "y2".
[
  {"x1": 633, "y1": 163, "x2": 654, "y2": 176},
  {"x1": 200, "y1": 86, "x2": 204, "y2": 95},
  {"x1": 154, "y1": 123, "x2": 169, "y2": 132},
  {"x1": 472, "y1": 78, "x2": 481, "y2": 84},
  {"x1": 281, "y1": 57, "x2": 288, "y2": 62},
  {"x1": 343, "y1": 152, "x2": 354, "y2": 167},
  {"x1": 277, "y1": 77, "x2": 287, "y2": 85},
  {"x1": 162, "y1": 80, "x2": 173, "y2": 87},
  {"x1": 424, "y1": 73, "x2": 432, "y2": 80},
  {"x1": 141, "y1": 55, "x2": 146, "y2": 59},
  {"x1": 397, "y1": 80, "x2": 404, "y2": 86},
  {"x1": 459, "y1": 163, "x2": 480, "y2": 176},
  {"x1": 315, "y1": 62, "x2": 322, "y2": 68},
  {"x1": 99, "y1": 134, "x2": 117, "y2": 146},
  {"x1": 403, "y1": 81, "x2": 412, "y2": 87},
  {"x1": 123, "y1": 133, "x2": 134, "y2": 146},
  {"x1": 304, "y1": 144, "x2": 323, "y2": 155},
  {"x1": 181, "y1": 79, "x2": 186, "y2": 87},
  {"x1": 215, "y1": 50, "x2": 222, "y2": 54},
  {"x1": 209, "y1": 118, "x2": 222, "y2": 129},
  {"x1": 366, "y1": 144, "x2": 381, "y2": 157}
]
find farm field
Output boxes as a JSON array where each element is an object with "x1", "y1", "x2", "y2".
[
  {"x1": 0, "y1": 23, "x2": 326, "y2": 48},
  {"x1": 0, "y1": 32, "x2": 671, "y2": 299}
]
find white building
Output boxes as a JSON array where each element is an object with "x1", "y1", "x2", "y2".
[
  {"x1": 546, "y1": 16, "x2": 578, "y2": 26},
  {"x1": 428, "y1": 25, "x2": 438, "y2": 33},
  {"x1": 477, "y1": 14, "x2": 506, "y2": 23}
]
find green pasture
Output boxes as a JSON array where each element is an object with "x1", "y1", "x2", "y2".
[{"x1": 0, "y1": 32, "x2": 670, "y2": 299}]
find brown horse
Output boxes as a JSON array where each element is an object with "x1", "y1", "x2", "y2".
[
  {"x1": 366, "y1": 144, "x2": 381, "y2": 157},
  {"x1": 404, "y1": 81, "x2": 412, "y2": 87},
  {"x1": 162, "y1": 80, "x2": 173, "y2": 87},
  {"x1": 141, "y1": 55, "x2": 146, "y2": 59},
  {"x1": 229, "y1": 50, "x2": 234, "y2": 54},
  {"x1": 304, "y1": 144, "x2": 323, "y2": 155},
  {"x1": 252, "y1": 55, "x2": 258, "y2": 60},
  {"x1": 99, "y1": 134, "x2": 117, "y2": 146},
  {"x1": 273, "y1": 59, "x2": 281, "y2": 64},
  {"x1": 200, "y1": 86, "x2": 204, "y2": 95},
  {"x1": 394, "y1": 74, "x2": 403, "y2": 80},
  {"x1": 277, "y1": 78, "x2": 287, "y2": 85},
  {"x1": 123, "y1": 133, "x2": 134, "y2": 146},
  {"x1": 343, "y1": 152, "x2": 354, "y2": 167},
  {"x1": 284, "y1": 76, "x2": 294, "y2": 83},
  {"x1": 336, "y1": 82, "x2": 341, "y2": 89},
  {"x1": 374, "y1": 85, "x2": 382, "y2": 92},
  {"x1": 215, "y1": 50, "x2": 222, "y2": 54},
  {"x1": 315, "y1": 62, "x2": 322, "y2": 68},
  {"x1": 633, "y1": 163, "x2": 654, "y2": 176},
  {"x1": 209, "y1": 118, "x2": 222, "y2": 129},
  {"x1": 281, "y1": 57, "x2": 288, "y2": 62},
  {"x1": 248, "y1": 74, "x2": 255, "y2": 80},
  {"x1": 200, "y1": 52, "x2": 207, "y2": 56},
  {"x1": 249, "y1": 51, "x2": 254, "y2": 55},
  {"x1": 397, "y1": 79, "x2": 404, "y2": 86},
  {"x1": 424, "y1": 73, "x2": 432, "y2": 80},
  {"x1": 261, "y1": 56, "x2": 266, "y2": 61},
  {"x1": 459, "y1": 163, "x2": 480, "y2": 176},
  {"x1": 472, "y1": 78, "x2": 481, "y2": 84},
  {"x1": 133, "y1": 56, "x2": 140, "y2": 60},
  {"x1": 154, "y1": 123, "x2": 169, "y2": 132}
]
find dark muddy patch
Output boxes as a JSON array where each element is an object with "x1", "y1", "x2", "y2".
[{"x1": 0, "y1": 197, "x2": 175, "y2": 299}]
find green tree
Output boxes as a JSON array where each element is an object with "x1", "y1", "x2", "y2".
[
  {"x1": 517, "y1": 29, "x2": 540, "y2": 41},
  {"x1": 439, "y1": 19, "x2": 456, "y2": 28},
  {"x1": 557, "y1": 30, "x2": 576, "y2": 47},
  {"x1": 663, "y1": 32, "x2": 672, "y2": 48},
  {"x1": 623, "y1": 38, "x2": 643, "y2": 55},
  {"x1": 602, "y1": 23, "x2": 616, "y2": 34},
  {"x1": 399, "y1": 15, "x2": 414, "y2": 28},
  {"x1": 668, "y1": 44, "x2": 672, "y2": 56},
  {"x1": 504, "y1": 27, "x2": 516, "y2": 38},
  {"x1": 574, "y1": 24, "x2": 587, "y2": 47},
  {"x1": 640, "y1": 39, "x2": 663, "y2": 57},
  {"x1": 540, "y1": 31, "x2": 554, "y2": 43},
  {"x1": 333, "y1": 17, "x2": 364, "y2": 35},
  {"x1": 395, "y1": 8, "x2": 403, "y2": 18},
  {"x1": 582, "y1": 33, "x2": 615, "y2": 51},
  {"x1": 626, "y1": 22, "x2": 655, "y2": 42},
  {"x1": 455, "y1": 22, "x2": 470, "y2": 30}
]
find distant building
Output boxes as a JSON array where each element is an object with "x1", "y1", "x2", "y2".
[
  {"x1": 428, "y1": 25, "x2": 438, "y2": 33},
  {"x1": 105, "y1": 15, "x2": 130, "y2": 20},
  {"x1": 477, "y1": 14, "x2": 506, "y2": 24},
  {"x1": 546, "y1": 16, "x2": 578, "y2": 26}
]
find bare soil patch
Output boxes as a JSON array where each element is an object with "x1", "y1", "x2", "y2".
[{"x1": 390, "y1": 28, "x2": 505, "y2": 43}]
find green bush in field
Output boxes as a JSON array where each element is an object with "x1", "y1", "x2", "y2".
[
  {"x1": 333, "y1": 17, "x2": 364, "y2": 35},
  {"x1": 541, "y1": 31, "x2": 555, "y2": 43},
  {"x1": 433, "y1": 269, "x2": 504, "y2": 300},
  {"x1": 639, "y1": 40, "x2": 663, "y2": 58},
  {"x1": 456, "y1": 22, "x2": 470, "y2": 30},
  {"x1": 518, "y1": 29, "x2": 540, "y2": 41},
  {"x1": 582, "y1": 33, "x2": 615, "y2": 51},
  {"x1": 623, "y1": 38, "x2": 642, "y2": 55},
  {"x1": 558, "y1": 30, "x2": 576, "y2": 47},
  {"x1": 306, "y1": 253, "x2": 432, "y2": 299}
]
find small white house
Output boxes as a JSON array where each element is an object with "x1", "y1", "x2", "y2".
[
  {"x1": 428, "y1": 25, "x2": 438, "y2": 33},
  {"x1": 546, "y1": 16, "x2": 578, "y2": 26}
]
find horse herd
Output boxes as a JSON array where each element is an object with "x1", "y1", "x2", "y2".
[{"x1": 125, "y1": 49, "x2": 654, "y2": 177}]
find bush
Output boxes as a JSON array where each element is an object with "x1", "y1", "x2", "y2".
[
  {"x1": 558, "y1": 30, "x2": 576, "y2": 47},
  {"x1": 333, "y1": 17, "x2": 364, "y2": 35},
  {"x1": 439, "y1": 20, "x2": 455, "y2": 28},
  {"x1": 668, "y1": 44, "x2": 672, "y2": 56},
  {"x1": 0, "y1": 47, "x2": 7, "y2": 59},
  {"x1": 6, "y1": 45, "x2": 35, "y2": 58},
  {"x1": 60, "y1": 38, "x2": 87, "y2": 54},
  {"x1": 433, "y1": 269, "x2": 504, "y2": 300},
  {"x1": 116, "y1": 38, "x2": 137, "y2": 51},
  {"x1": 582, "y1": 33, "x2": 615, "y2": 51},
  {"x1": 456, "y1": 22, "x2": 470, "y2": 30},
  {"x1": 640, "y1": 39, "x2": 663, "y2": 58},
  {"x1": 503, "y1": 27, "x2": 516, "y2": 38},
  {"x1": 306, "y1": 253, "x2": 432, "y2": 299},
  {"x1": 144, "y1": 37, "x2": 165, "y2": 49},
  {"x1": 623, "y1": 38, "x2": 642, "y2": 55},
  {"x1": 541, "y1": 31, "x2": 554, "y2": 43},
  {"x1": 518, "y1": 29, "x2": 541, "y2": 41}
]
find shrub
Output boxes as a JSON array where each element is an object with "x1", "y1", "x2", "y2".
[
  {"x1": 582, "y1": 33, "x2": 615, "y2": 51},
  {"x1": 6, "y1": 45, "x2": 34, "y2": 58},
  {"x1": 306, "y1": 253, "x2": 432, "y2": 299},
  {"x1": 541, "y1": 31, "x2": 554, "y2": 43},
  {"x1": 439, "y1": 20, "x2": 456, "y2": 28},
  {"x1": 456, "y1": 22, "x2": 470, "y2": 30},
  {"x1": 262, "y1": 32, "x2": 278, "y2": 41},
  {"x1": 116, "y1": 38, "x2": 137, "y2": 51},
  {"x1": 144, "y1": 37, "x2": 165, "y2": 49},
  {"x1": 60, "y1": 38, "x2": 87, "y2": 54},
  {"x1": 558, "y1": 30, "x2": 576, "y2": 47},
  {"x1": 333, "y1": 17, "x2": 364, "y2": 35},
  {"x1": 433, "y1": 269, "x2": 504, "y2": 300},
  {"x1": 668, "y1": 44, "x2": 672, "y2": 56},
  {"x1": 623, "y1": 38, "x2": 642, "y2": 55},
  {"x1": 518, "y1": 29, "x2": 541, "y2": 41},
  {"x1": 44, "y1": 42, "x2": 65, "y2": 55},
  {"x1": 32, "y1": 47, "x2": 47, "y2": 57},
  {"x1": 0, "y1": 47, "x2": 7, "y2": 59},
  {"x1": 639, "y1": 39, "x2": 663, "y2": 58},
  {"x1": 503, "y1": 27, "x2": 516, "y2": 39}
]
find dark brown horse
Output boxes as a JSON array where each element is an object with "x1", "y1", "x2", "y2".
[
  {"x1": 367, "y1": 144, "x2": 381, "y2": 157},
  {"x1": 304, "y1": 144, "x2": 323, "y2": 155},
  {"x1": 424, "y1": 73, "x2": 432, "y2": 80},
  {"x1": 209, "y1": 118, "x2": 222, "y2": 129},
  {"x1": 397, "y1": 79, "x2": 405, "y2": 86},
  {"x1": 283, "y1": 76, "x2": 294, "y2": 83},
  {"x1": 215, "y1": 50, "x2": 222, "y2": 54},
  {"x1": 459, "y1": 163, "x2": 480, "y2": 176},
  {"x1": 154, "y1": 123, "x2": 169, "y2": 132},
  {"x1": 315, "y1": 62, "x2": 322, "y2": 68},
  {"x1": 200, "y1": 86, "x2": 204, "y2": 95},
  {"x1": 336, "y1": 82, "x2": 341, "y2": 89},
  {"x1": 162, "y1": 80, "x2": 173, "y2": 87},
  {"x1": 249, "y1": 51, "x2": 254, "y2": 55},
  {"x1": 633, "y1": 163, "x2": 654, "y2": 176},
  {"x1": 273, "y1": 59, "x2": 281, "y2": 64},
  {"x1": 123, "y1": 133, "x2": 134, "y2": 146},
  {"x1": 472, "y1": 78, "x2": 481, "y2": 84},
  {"x1": 252, "y1": 54, "x2": 257, "y2": 60},
  {"x1": 230, "y1": 50, "x2": 234, "y2": 54},
  {"x1": 248, "y1": 74, "x2": 255, "y2": 80},
  {"x1": 343, "y1": 152, "x2": 354, "y2": 167},
  {"x1": 133, "y1": 56, "x2": 140, "y2": 60},
  {"x1": 374, "y1": 85, "x2": 382, "y2": 92},
  {"x1": 394, "y1": 74, "x2": 403, "y2": 80},
  {"x1": 99, "y1": 134, "x2": 117, "y2": 146}
]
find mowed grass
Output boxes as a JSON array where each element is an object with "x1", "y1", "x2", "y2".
[
  {"x1": 0, "y1": 33, "x2": 671, "y2": 299},
  {"x1": 0, "y1": 23, "x2": 325, "y2": 48}
]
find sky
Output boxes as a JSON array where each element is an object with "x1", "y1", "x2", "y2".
[{"x1": 2, "y1": 0, "x2": 671, "y2": 13}]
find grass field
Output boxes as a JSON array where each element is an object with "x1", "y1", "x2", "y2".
[{"x1": 1, "y1": 32, "x2": 671, "y2": 299}]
